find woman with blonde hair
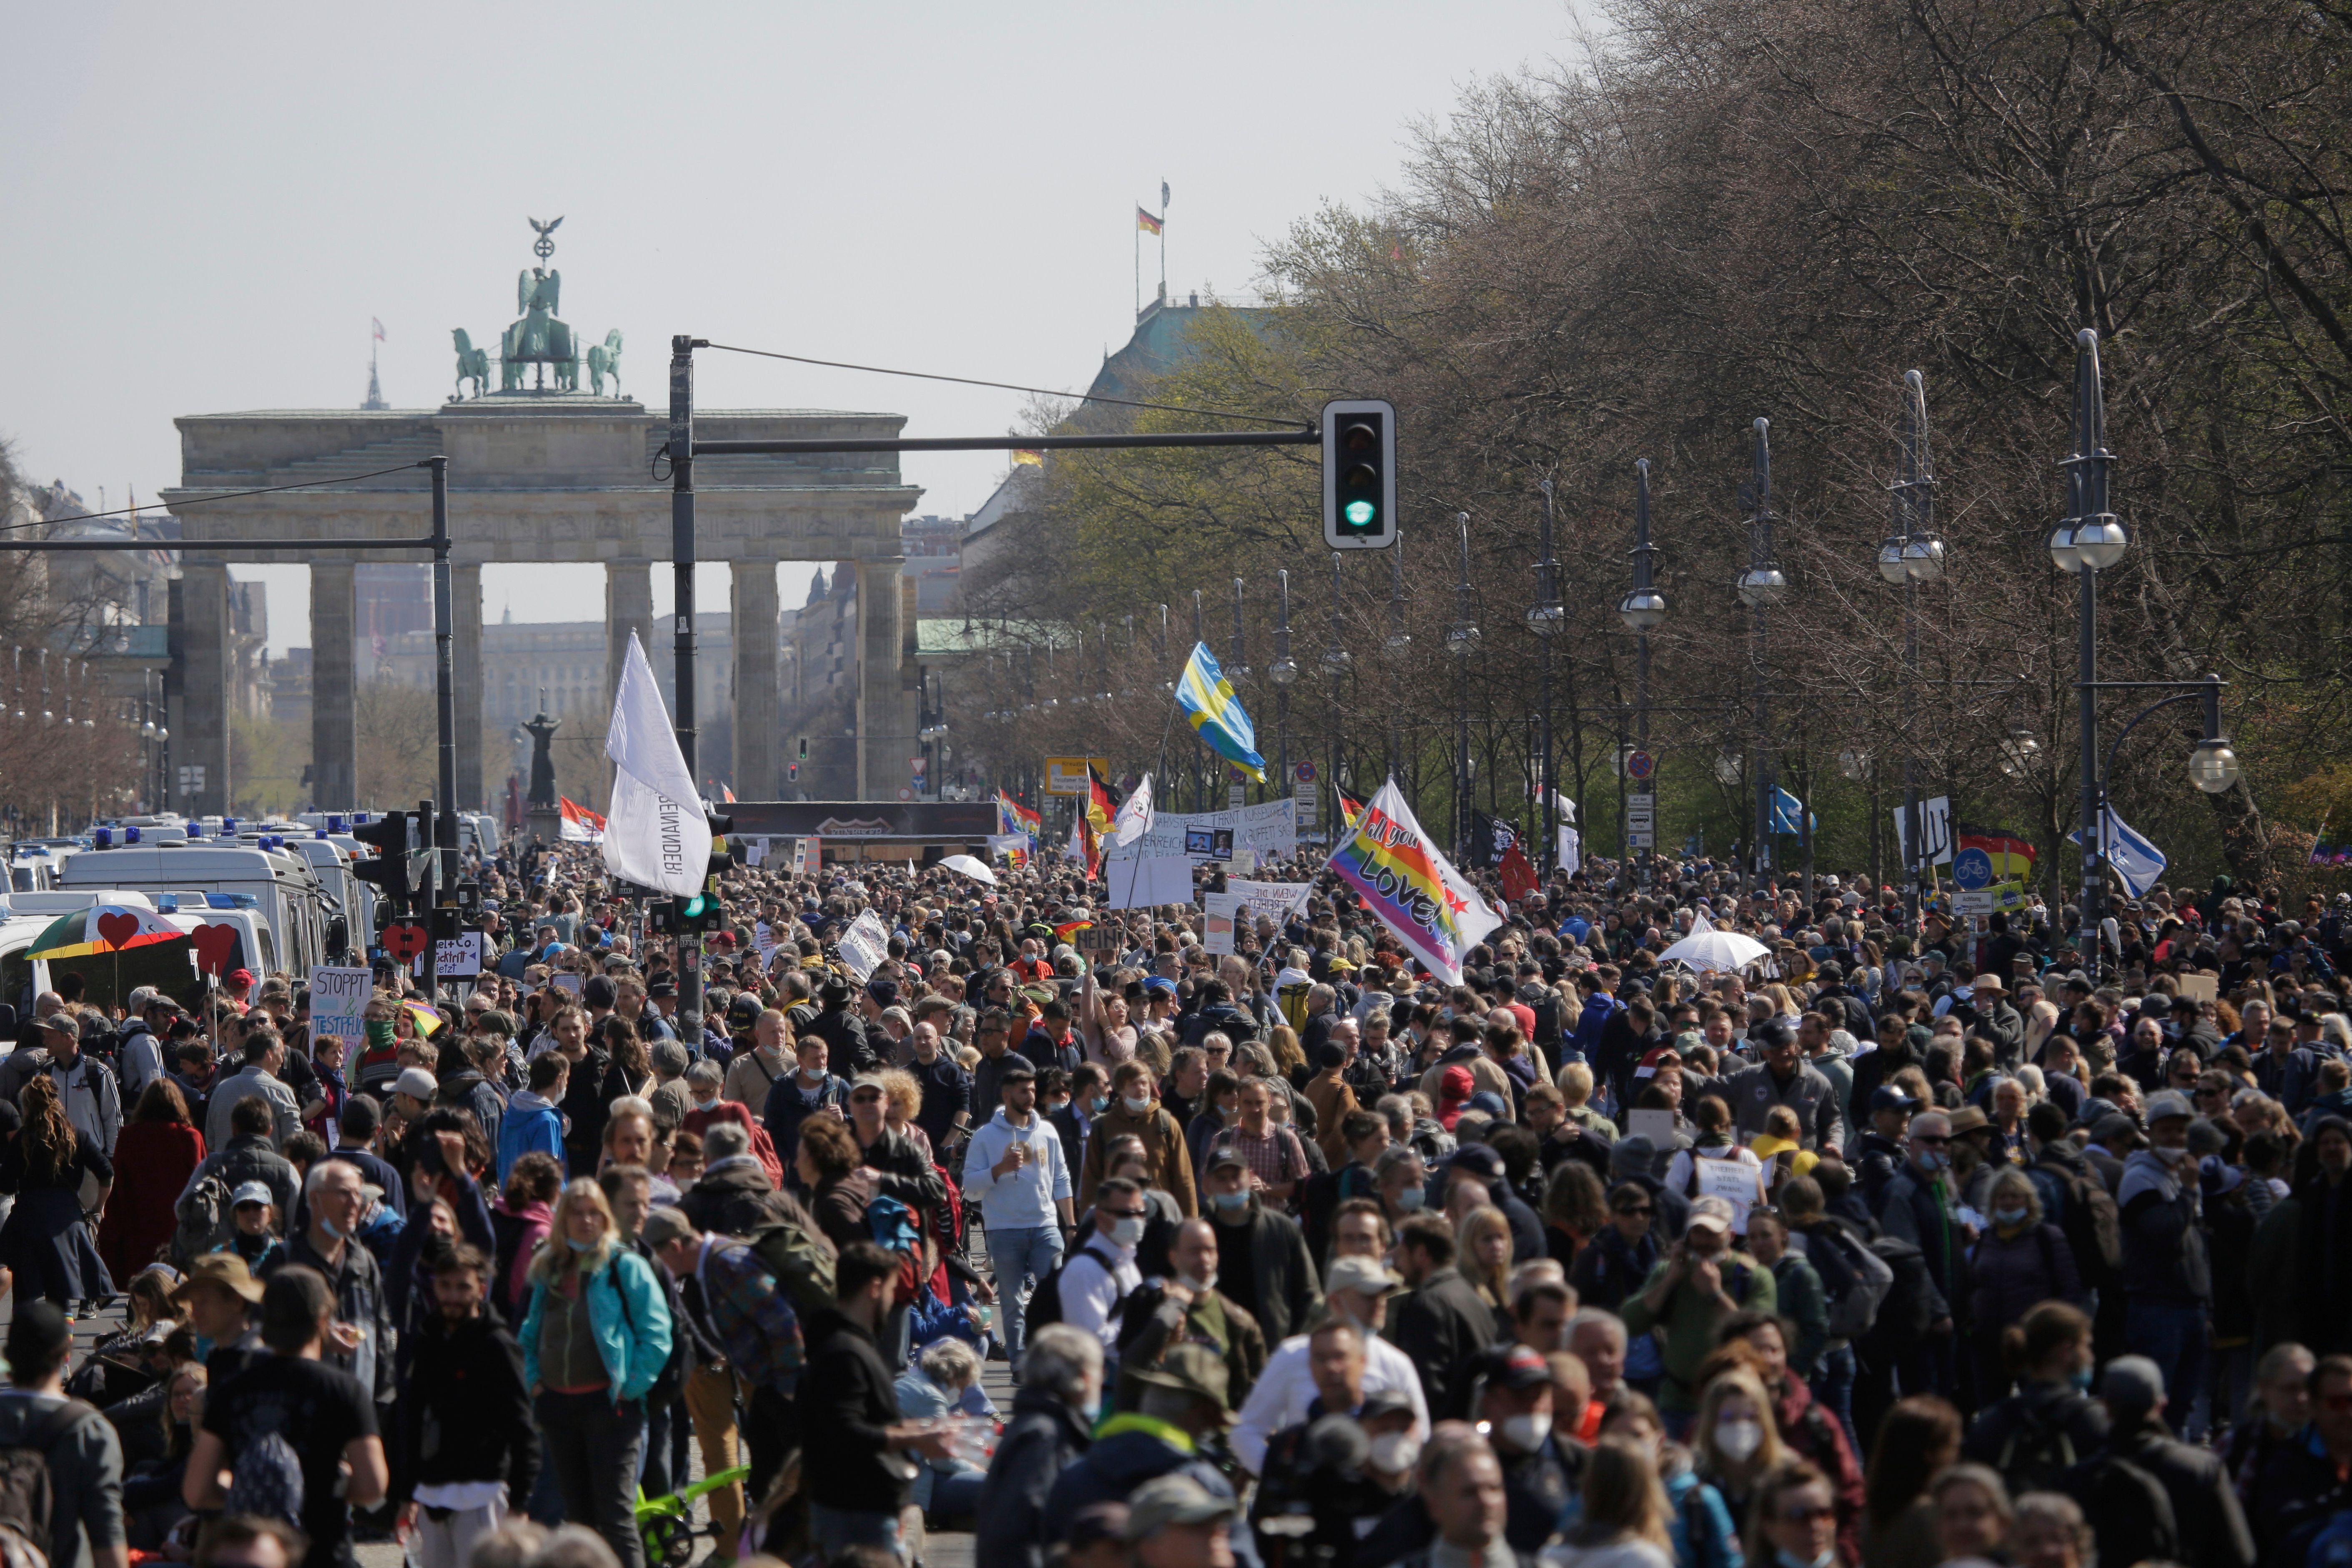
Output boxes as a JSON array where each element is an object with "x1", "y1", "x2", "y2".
[
  {"x1": 1550, "y1": 1434, "x2": 1675, "y2": 1567},
  {"x1": 1691, "y1": 1366, "x2": 1786, "y2": 1535},
  {"x1": 1457, "y1": 1205, "x2": 1515, "y2": 1326},
  {"x1": 876, "y1": 1067, "x2": 933, "y2": 1164},
  {"x1": 1266, "y1": 1024, "x2": 1308, "y2": 1086},
  {"x1": 518, "y1": 1177, "x2": 673, "y2": 1568}
]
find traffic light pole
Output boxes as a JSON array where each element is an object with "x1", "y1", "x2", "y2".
[
  {"x1": 430, "y1": 459, "x2": 461, "y2": 915},
  {"x1": 670, "y1": 339, "x2": 704, "y2": 1039}
]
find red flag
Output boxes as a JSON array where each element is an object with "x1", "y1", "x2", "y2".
[
  {"x1": 721, "y1": 784, "x2": 736, "y2": 803},
  {"x1": 1500, "y1": 844, "x2": 1538, "y2": 903}
]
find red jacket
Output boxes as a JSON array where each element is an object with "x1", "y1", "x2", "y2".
[
  {"x1": 99, "y1": 1120, "x2": 206, "y2": 1280},
  {"x1": 1773, "y1": 1372, "x2": 1865, "y2": 1566},
  {"x1": 682, "y1": 1099, "x2": 785, "y2": 1188}
]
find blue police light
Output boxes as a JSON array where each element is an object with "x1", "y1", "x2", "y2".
[
  {"x1": 94, "y1": 828, "x2": 112, "y2": 848},
  {"x1": 125, "y1": 826, "x2": 141, "y2": 844}
]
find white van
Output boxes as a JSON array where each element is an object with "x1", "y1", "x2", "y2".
[
  {"x1": 0, "y1": 891, "x2": 211, "y2": 1039},
  {"x1": 56, "y1": 844, "x2": 333, "y2": 975}
]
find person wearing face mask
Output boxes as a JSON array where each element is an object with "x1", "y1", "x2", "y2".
[
  {"x1": 1873, "y1": 1111, "x2": 1962, "y2": 1400},
  {"x1": 1051, "y1": 1063, "x2": 1110, "y2": 1180},
  {"x1": 1056, "y1": 1175, "x2": 1151, "y2": 1355},
  {"x1": 1467, "y1": 1340, "x2": 1577, "y2": 1551},
  {"x1": 1230, "y1": 1254, "x2": 1429, "y2": 1474},
  {"x1": 1113, "y1": 1219, "x2": 1266, "y2": 1415},
  {"x1": 1963, "y1": 1168, "x2": 2085, "y2": 1398},
  {"x1": 277, "y1": 1157, "x2": 396, "y2": 1410},
  {"x1": 1688, "y1": 1364, "x2": 1784, "y2": 1536},
  {"x1": 2117, "y1": 1090, "x2": 2214, "y2": 1430},
  {"x1": 1747, "y1": 1458, "x2": 1841, "y2": 1568},
  {"x1": 1197, "y1": 1148, "x2": 1322, "y2": 1347},
  {"x1": 1077, "y1": 1062, "x2": 1199, "y2": 1219},
  {"x1": 1244, "y1": 1323, "x2": 1404, "y2": 1562},
  {"x1": 1621, "y1": 1196, "x2": 1776, "y2": 1432}
]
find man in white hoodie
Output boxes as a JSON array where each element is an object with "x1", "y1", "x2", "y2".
[{"x1": 960, "y1": 1059, "x2": 1073, "y2": 1361}]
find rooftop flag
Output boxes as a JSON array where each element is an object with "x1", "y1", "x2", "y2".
[
  {"x1": 1175, "y1": 642, "x2": 1266, "y2": 782},
  {"x1": 1136, "y1": 206, "x2": 1163, "y2": 236}
]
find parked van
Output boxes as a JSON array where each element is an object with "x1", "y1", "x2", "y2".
[{"x1": 55, "y1": 844, "x2": 333, "y2": 975}]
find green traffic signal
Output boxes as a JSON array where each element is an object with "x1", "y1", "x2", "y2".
[{"x1": 1345, "y1": 499, "x2": 1376, "y2": 526}]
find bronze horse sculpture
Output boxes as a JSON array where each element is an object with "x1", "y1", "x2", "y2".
[
  {"x1": 587, "y1": 330, "x2": 624, "y2": 397},
  {"x1": 450, "y1": 329, "x2": 491, "y2": 399}
]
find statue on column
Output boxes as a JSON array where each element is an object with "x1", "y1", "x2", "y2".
[{"x1": 523, "y1": 697, "x2": 562, "y2": 844}]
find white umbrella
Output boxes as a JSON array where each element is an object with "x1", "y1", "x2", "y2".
[
  {"x1": 1657, "y1": 928, "x2": 1770, "y2": 973},
  {"x1": 940, "y1": 853, "x2": 998, "y2": 885}
]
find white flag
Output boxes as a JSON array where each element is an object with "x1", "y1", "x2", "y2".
[
  {"x1": 1558, "y1": 824, "x2": 1582, "y2": 877},
  {"x1": 2068, "y1": 808, "x2": 2168, "y2": 898},
  {"x1": 601, "y1": 633, "x2": 711, "y2": 897},
  {"x1": 1113, "y1": 774, "x2": 1156, "y2": 847}
]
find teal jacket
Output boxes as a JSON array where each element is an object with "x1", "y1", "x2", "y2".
[{"x1": 519, "y1": 1246, "x2": 672, "y2": 1404}]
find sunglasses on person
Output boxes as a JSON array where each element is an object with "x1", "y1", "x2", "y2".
[
  {"x1": 1614, "y1": 1203, "x2": 1652, "y2": 1217},
  {"x1": 849, "y1": 1090, "x2": 884, "y2": 1104},
  {"x1": 1780, "y1": 1501, "x2": 1837, "y2": 1525},
  {"x1": 1911, "y1": 1133, "x2": 1950, "y2": 1147}
]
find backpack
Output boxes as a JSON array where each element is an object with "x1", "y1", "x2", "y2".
[
  {"x1": 2038, "y1": 1155, "x2": 2122, "y2": 1287},
  {"x1": 2061, "y1": 1450, "x2": 2179, "y2": 1568},
  {"x1": 1856, "y1": 1235, "x2": 1935, "y2": 1361},
  {"x1": 1991, "y1": 1392, "x2": 2095, "y2": 1496},
  {"x1": 486, "y1": 1207, "x2": 537, "y2": 1321},
  {"x1": 1023, "y1": 1239, "x2": 1130, "y2": 1334},
  {"x1": 744, "y1": 1211, "x2": 837, "y2": 1318},
  {"x1": 0, "y1": 1398, "x2": 101, "y2": 1565},
  {"x1": 1799, "y1": 1221, "x2": 1896, "y2": 1342},
  {"x1": 222, "y1": 1428, "x2": 306, "y2": 1532},
  {"x1": 171, "y1": 1170, "x2": 236, "y2": 1268}
]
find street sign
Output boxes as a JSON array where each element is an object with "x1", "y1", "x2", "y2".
[
  {"x1": 1950, "y1": 845, "x2": 1995, "y2": 891},
  {"x1": 1044, "y1": 756, "x2": 1111, "y2": 796},
  {"x1": 1955, "y1": 889, "x2": 1996, "y2": 915},
  {"x1": 1627, "y1": 831, "x2": 1656, "y2": 848},
  {"x1": 1626, "y1": 750, "x2": 1656, "y2": 781},
  {"x1": 1628, "y1": 792, "x2": 1655, "y2": 809},
  {"x1": 1295, "y1": 761, "x2": 1317, "y2": 782},
  {"x1": 1293, "y1": 761, "x2": 1318, "y2": 833}
]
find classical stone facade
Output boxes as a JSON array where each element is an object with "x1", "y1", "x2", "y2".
[{"x1": 161, "y1": 393, "x2": 920, "y2": 815}]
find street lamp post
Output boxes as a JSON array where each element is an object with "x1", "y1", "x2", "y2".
[
  {"x1": 1446, "y1": 512, "x2": 1481, "y2": 860},
  {"x1": 2050, "y1": 329, "x2": 2131, "y2": 938},
  {"x1": 1620, "y1": 459, "x2": 1667, "y2": 885},
  {"x1": 1737, "y1": 420, "x2": 1787, "y2": 886},
  {"x1": 1324, "y1": 554, "x2": 1352, "y2": 830},
  {"x1": 1530, "y1": 482, "x2": 1565, "y2": 876},
  {"x1": 1269, "y1": 570, "x2": 1297, "y2": 813},
  {"x1": 1231, "y1": 578, "x2": 1249, "y2": 809},
  {"x1": 1878, "y1": 370, "x2": 1944, "y2": 926},
  {"x1": 1382, "y1": 539, "x2": 1410, "y2": 782},
  {"x1": 1191, "y1": 590, "x2": 1206, "y2": 809}
]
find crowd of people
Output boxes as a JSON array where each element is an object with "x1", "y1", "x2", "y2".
[{"x1": 4, "y1": 825, "x2": 2352, "y2": 1568}]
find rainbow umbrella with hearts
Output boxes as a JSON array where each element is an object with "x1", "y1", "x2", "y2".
[{"x1": 27, "y1": 903, "x2": 193, "y2": 1012}]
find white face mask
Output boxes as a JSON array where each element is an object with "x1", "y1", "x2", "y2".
[
  {"x1": 1715, "y1": 1418, "x2": 1765, "y2": 1462},
  {"x1": 1369, "y1": 1431, "x2": 1422, "y2": 1474},
  {"x1": 1123, "y1": 1095, "x2": 1153, "y2": 1114},
  {"x1": 1178, "y1": 1269, "x2": 1217, "y2": 1295},
  {"x1": 1501, "y1": 1414, "x2": 1550, "y2": 1453},
  {"x1": 1109, "y1": 1215, "x2": 1147, "y2": 1247}
]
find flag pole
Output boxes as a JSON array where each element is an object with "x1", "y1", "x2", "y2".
[
  {"x1": 1134, "y1": 211, "x2": 1140, "y2": 319},
  {"x1": 1159, "y1": 182, "x2": 1168, "y2": 303}
]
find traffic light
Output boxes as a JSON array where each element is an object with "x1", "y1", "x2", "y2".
[
  {"x1": 705, "y1": 810, "x2": 734, "y2": 886},
  {"x1": 351, "y1": 811, "x2": 413, "y2": 911},
  {"x1": 1322, "y1": 398, "x2": 1397, "y2": 550}
]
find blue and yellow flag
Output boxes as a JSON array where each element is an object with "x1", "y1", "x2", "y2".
[{"x1": 1174, "y1": 642, "x2": 1267, "y2": 782}]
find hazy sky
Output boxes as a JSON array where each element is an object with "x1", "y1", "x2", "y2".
[{"x1": 2, "y1": 1, "x2": 1576, "y2": 653}]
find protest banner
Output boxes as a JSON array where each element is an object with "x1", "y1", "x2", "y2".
[
  {"x1": 836, "y1": 910, "x2": 892, "y2": 981},
  {"x1": 309, "y1": 966, "x2": 371, "y2": 1046}
]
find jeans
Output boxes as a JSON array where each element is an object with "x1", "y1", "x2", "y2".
[
  {"x1": 987, "y1": 1223, "x2": 1065, "y2": 1359},
  {"x1": 2128, "y1": 1299, "x2": 2208, "y2": 1432},
  {"x1": 929, "y1": 1469, "x2": 985, "y2": 1523},
  {"x1": 809, "y1": 1504, "x2": 903, "y2": 1563},
  {"x1": 537, "y1": 1390, "x2": 648, "y2": 1568},
  {"x1": 1809, "y1": 1344, "x2": 1859, "y2": 1457}
]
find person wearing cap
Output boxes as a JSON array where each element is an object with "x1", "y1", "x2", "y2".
[
  {"x1": 961, "y1": 1059, "x2": 1073, "y2": 1362},
  {"x1": 1620, "y1": 1193, "x2": 1777, "y2": 1426},
  {"x1": 1721, "y1": 1019, "x2": 1843, "y2": 1154},
  {"x1": 802, "y1": 978, "x2": 877, "y2": 1078},
  {"x1": 1198, "y1": 1146, "x2": 1321, "y2": 1347},
  {"x1": 219, "y1": 1180, "x2": 285, "y2": 1274},
  {"x1": 31, "y1": 1010, "x2": 124, "y2": 1160},
  {"x1": 2071, "y1": 1355, "x2": 2253, "y2": 1568},
  {"x1": 1230, "y1": 1251, "x2": 1427, "y2": 1474},
  {"x1": 172, "y1": 1253, "x2": 266, "y2": 1382},
  {"x1": 390, "y1": 1065, "x2": 439, "y2": 1125},
  {"x1": 115, "y1": 992, "x2": 178, "y2": 1104},
  {"x1": 1468, "y1": 1339, "x2": 1577, "y2": 1550},
  {"x1": 2118, "y1": 1089, "x2": 2212, "y2": 1428},
  {"x1": 1121, "y1": 1473, "x2": 1240, "y2": 1568},
  {"x1": 1041, "y1": 1342, "x2": 1249, "y2": 1554},
  {"x1": 0, "y1": 1300, "x2": 124, "y2": 1568}
]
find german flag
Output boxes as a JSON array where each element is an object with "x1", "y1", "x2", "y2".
[
  {"x1": 1086, "y1": 766, "x2": 1118, "y2": 839},
  {"x1": 1136, "y1": 206, "x2": 1163, "y2": 236},
  {"x1": 1957, "y1": 826, "x2": 2037, "y2": 881},
  {"x1": 1338, "y1": 789, "x2": 1367, "y2": 832},
  {"x1": 1054, "y1": 918, "x2": 1093, "y2": 942}
]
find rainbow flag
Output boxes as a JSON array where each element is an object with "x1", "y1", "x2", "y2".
[
  {"x1": 997, "y1": 792, "x2": 1041, "y2": 842},
  {"x1": 403, "y1": 999, "x2": 446, "y2": 1037},
  {"x1": 1328, "y1": 779, "x2": 1503, "y2": 985}
]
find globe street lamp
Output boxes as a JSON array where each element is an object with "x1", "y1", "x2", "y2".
[
  {"x1": 1449, "y1": 512, "x2": 1479, "y2": 858},
  {"x1": 1620, "y1": 459, "x2": 1667, "y2": 885},
  {"x1": 1531, "y1": 480, "x2": 1566, "y2": 873},
  {"x1": 1740, "y1": 420, "x2": 1783, "y2": 883},
  {"x1": 2061, "y1": 328, "x2": 2124, "y2": 935},
  {"x1": 1270, "y1": 569, "x2": 1297, "y2": 812}
]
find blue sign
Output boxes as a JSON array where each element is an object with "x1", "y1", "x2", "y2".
[{"x1": 1951, "y1": 845, "x2": 1994, "y2": 891}]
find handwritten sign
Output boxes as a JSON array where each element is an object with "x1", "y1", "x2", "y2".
[
  {"x1": 1694, "y1": 1154, "x2": 1764, "y2": 1234},
  {"x1": 1223, "y1": 880, "x2": 1314, "y2": 928},
  {"x1": 308, "y1": 966, "x2": 371, "y2": 1046},
  {"x1": 836, "y1": 910, "x2": 892, "y2": 981}
]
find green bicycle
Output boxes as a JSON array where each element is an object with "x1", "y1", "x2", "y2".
[{"x1": 634, "y1": 1465, "x2": 751, "y2": 1568}]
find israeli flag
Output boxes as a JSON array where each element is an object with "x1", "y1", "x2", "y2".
[
  {"x1": 2067, "y1": 807, "x2": 2168, "y2": 897},
  {"x1": 1770, "y1": 786, "x2": 1816, "y2": 835}
]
